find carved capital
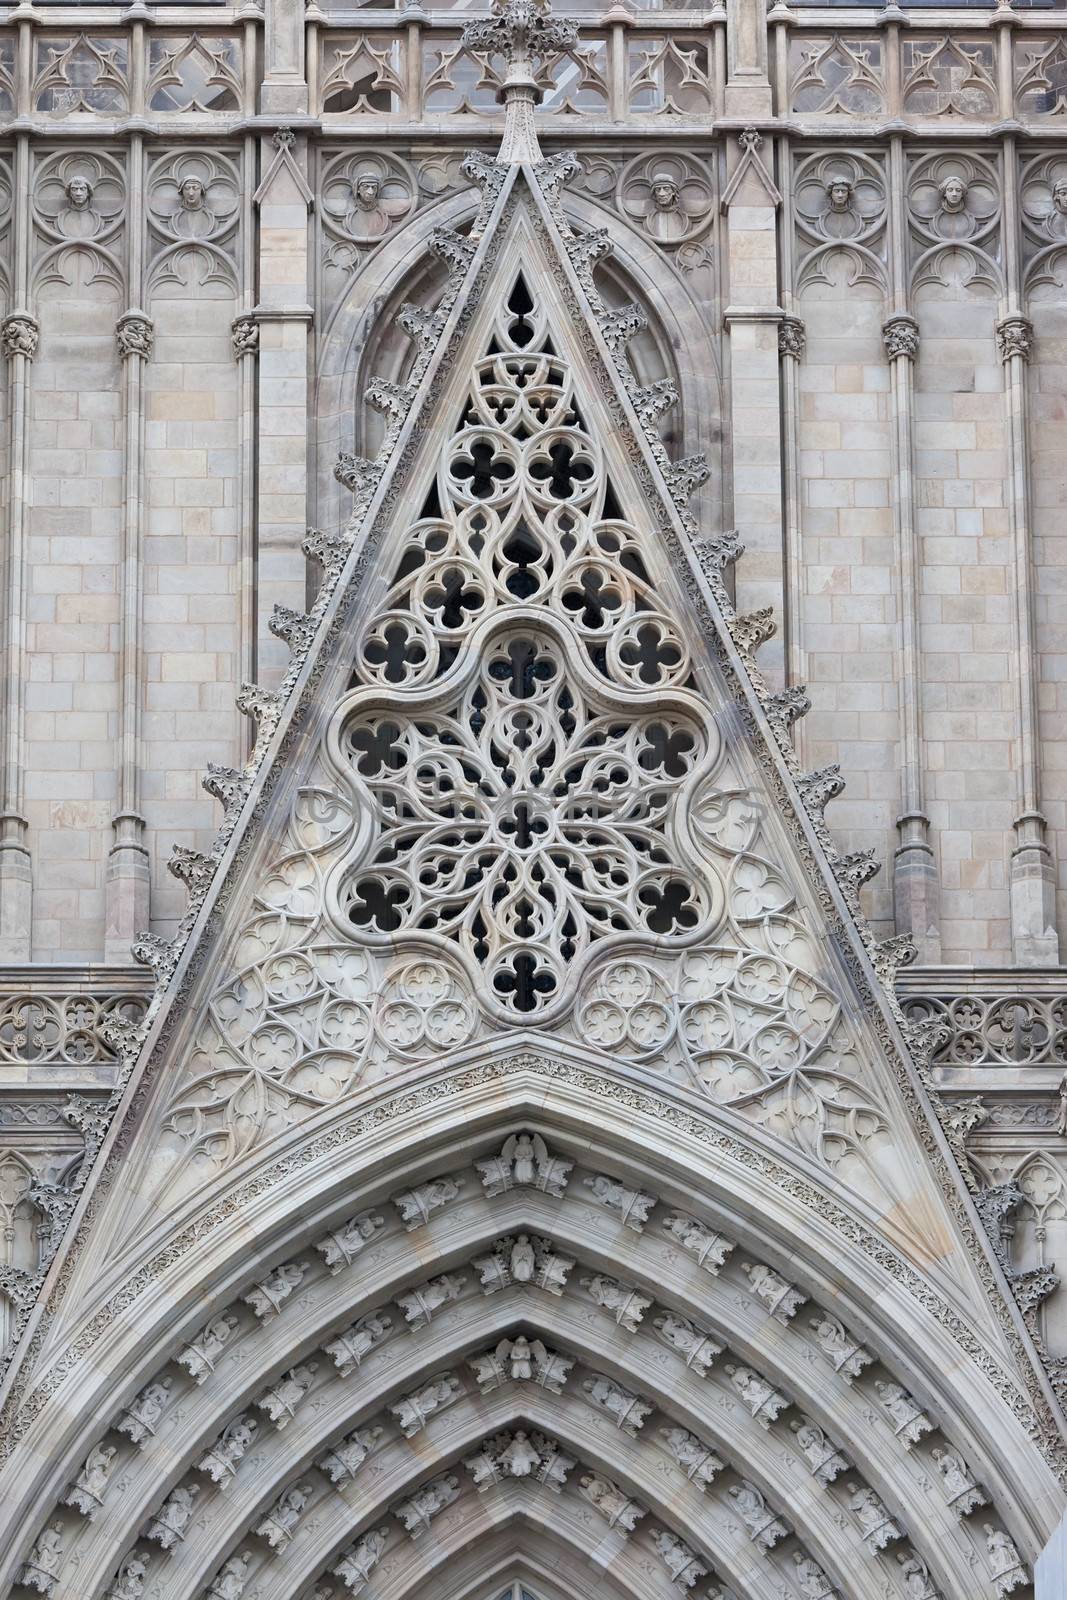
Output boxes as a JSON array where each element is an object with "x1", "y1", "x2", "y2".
[
  {"x1": 882, "y1": 315, "x2": 919, "y2": 362},
  {"x1": 231, "y1": 314, "x2": 259, "y2": 359},
  {"x1": 1, "y1": 312, "x2": 39, "y2": 361},
  {"x1": 116, "y1": 312, "x2": 154, "y2": 361},
  {"x1": 778, "y1": 317, "x2": 805, "y2": 360},
  {"x1": 996, "y1": 315, "x2": 1033, "y2": 364}
]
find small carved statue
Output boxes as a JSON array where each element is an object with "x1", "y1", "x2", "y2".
[
  {"x1": 741, "y1": 1260, "x2": 807, "y2": 1323},
  {"x1": 178, "y1": 175, "x2": 205, "y2": 210},
  {"x1": 793, "y1": 1553, "x2": 835, "y2": 1600},
  {"x1": 582, "y1": 1374, "x2": 652, "y2": 1435},
  {"x1": 826, "y1": 174, "x2": 854, "y2": 212},
  {"x1": 317, "y1": 1425, "x2": 384, "y2": 1485},
  {"x1": 728, "y1": 1482, "x2": 789, "y2": 1550},
  {"x1": 938, "y1": 173, "x2": 968, "y2": 214},
  {"x1": 581, "y1": 1272, "x2": 651, "y2": 1331},
  {"x1": 393, "y1": 1472, "x2": 460, "y2": 1538},
  {"x1": 725, "y1": 1363, "x2": 788, "y2": 1427},
  {"x1": 874, "y1": 1380, "x2": 933, "y2": 1447},
  {"x1": 324, "y1": 1309, "x2": 393, "y2": 1376},
  {"x1": 791, "y1": 1419, "x2": 849, "y2": 1486},
  {"x1": 658, "y1": 1425, "x2": 724, "y2": 1489},
  {"x1": 848, "y1": 1483, "x2": 902, "y2": 1549},
  {"x1": 932, "y1": 1446, "x2": 988, "y2": 1516},
  {"x1": 392, "y1": 1175, "x2": 464, "y2": 1230},
  {"x1": 650, "y1": 173, "x2": 680, "y2": 211},
  {"x1": 145, "y1": 1482, "x2": 201, "y2": 1550},
  {"x1": 256, "y1": 1362, "x2": 319, "y2": 1429},
  {"x1": 197, "y1": 1414, "x2": 259, "y2": 1485},
  {"x1": 653, "y1": 1312, "x2": 721, "y2": 1376},
  {"x1": 105, "y1": 1552, "x2": 151, "y2": 1600},
  {"x1": 396, "y1": 1271, "x2": 467, "y2": 1328},
  {"x1": 653, "y1": 1529, "x2": 707, "y2": 1589},
  {"x1": 178, "y1": 1313, "x2": 240, "y2": 1382},
  {"x1": 983, "y1": 1526, "x2": 1029, "y2": 1597},
  {"x1": 255, "y1": 1482, "x2": 313, "y2": 1549},
  {"x1": 117, "y1": 1377, "x2": 173, "y2": 1444},
  {"x1": 391, "y1": 1372, "x2": 461, "y2": 1437},
  {"x1": 662, "y1": 1211, "x2": 734, "y2": 1272},
  {"x1": 583, "y1": 1172, "x2": 657, "y2": 1231},
  {"x1": 475, "y1": 1131, "x2": 572, "y2": 1196},
  {"x1": 334, "y1": 1526, "x2": 388, "y2": 1591},
  {"x1": 66, "y1": 175, "x2": 93, "y2": 210},
  {"x1": 579, "y1": 1472, "x2": 645, "y2": 1532},
  {"x1": 64, "y1": 1441, "x2": 117, "y2": 1516},
  {"x1": 18, "y1": 1523, "x2": 64, "y2": 1596},
  {"x1": 243, "y1": 1259, "x2": 309, "y2": 1318},
  {"x1": 206, "y1": 1550, "x2": 252, "y2": 1600},
  {"x1": 316, "y1": 1211, "x2": 384, "y2": 1274},
  {"x1": 808, "y1": 1313, "x2": 873, "y2": 1380}
]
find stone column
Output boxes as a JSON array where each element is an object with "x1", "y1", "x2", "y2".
[
  {"x1": 253, "y1": 130, "x2": 314, "y2": 683},
  {"x1": 0, "y1": 308, "x2": 37, "y2": 960},
  {"x1": 105, "y1": 127, "x2": 152, "y2": 960},
  {"x1": 725, "y1": 0, "x2": 771, "y2": 117},
  {"x1": 998, "y1": 311, "x2": 1058, "y2": 965},
  {"x1": 722, "y1": 129, "x2": 786, "y2": 686},
  {"x1": 0, "y1": 123, "x2": 34, "y2": 960},
  {"x1": 778, "y1": 314, "x2": 806, "y2": 713},
  {"x1": 262, "y1": 0, "x2": 307, "y2": 114},
  {"x1": 882, "y1": 312, "x2": 940, "y2": 963}
]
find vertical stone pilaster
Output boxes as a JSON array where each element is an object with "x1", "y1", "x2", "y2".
[
  {"x1": 722, "y1": 130, "x2": 785, "y2": 685},
  {"x1": 778, "y1": 314, "x2": 805, "y2": 719},
  {"x1": 262, "y1": 0, "x2": 308, "y2": 114},
  {"x1": 725, "y1": 0, "x2": 771, "y2": 118},
  {"x1": 106, "y1": 128, "x2": 152, "y2": 962},
  {"x1": 0, "y1": 132, "x2": 34, "y2": 961},
  {"x1": 882, "y1": 312, "x2": 940, "y2": 963},
  {"x1": 233, "y1": 134, "x2": 260, "y2": 740},
  {"x1": 253, "y1": 131, "x2": 314, "y2": 684},
  {"x1": 998, "y1": 310, "x2": 1059, "y2": 965}
]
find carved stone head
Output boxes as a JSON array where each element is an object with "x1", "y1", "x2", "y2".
[
  {"x1": 178, "y1": 175, "x2": 205, "y2": 210},
  {"x1": 826, "y1": 175, "x2": 853, "y2": 213},
  {"x1": 650, "y1": 173, "x2": 680, "y2": 211},
  {"x1": 354, "y1": 173, "x2": 382, "y2": 208},
  {"x1": 65, "y1": 175, "x2": 93, "y2": 210},
  {"x1": 938, "y1": 174, "x2": 967, "y2": 213},
  {"x1": 1053, "y1": 179, "x2": 1067, "y2": 216}
]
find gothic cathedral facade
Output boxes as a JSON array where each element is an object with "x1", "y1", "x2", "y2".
[{"x1": 1, "y1": 0, "x2": 1067, "y2": 1597}]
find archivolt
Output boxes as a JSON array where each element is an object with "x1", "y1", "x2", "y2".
[{"x1": 0, "y1": 1065, "x2": 1054, "y2": 1600}]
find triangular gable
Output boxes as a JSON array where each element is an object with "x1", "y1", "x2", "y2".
[{"x1": 1, "y1": 154, "x2": 1063, "y2": 1471}]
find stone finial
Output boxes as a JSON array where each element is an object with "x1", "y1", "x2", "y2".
[{"x1": 462, "y1": 0, "x2": 579, "y2": 164}]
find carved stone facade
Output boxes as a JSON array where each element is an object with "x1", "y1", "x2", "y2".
[{"x1": 2, "y1": 0, "x2": 1067, "y2": 1596}]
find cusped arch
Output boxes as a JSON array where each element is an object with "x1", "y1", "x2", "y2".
[
  {"x1": 0, "y1": 1061, "x2": 1057, "y2": 1600},
  {"x1": 313, "y1": 185, "x2": 720, "y2": 541}
]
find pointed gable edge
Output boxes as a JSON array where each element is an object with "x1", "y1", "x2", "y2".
[{"x1": 1, "y1": 154, "x2": 1064, "y2": 1475}]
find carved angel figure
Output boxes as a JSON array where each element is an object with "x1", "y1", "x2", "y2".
[
  {"x1": 791, "y1": 1419, "x2": 849, "y2": 1486},
  {"x1": 396, "y1": 1272, "x2": 467, "y2": 1328},
  {"x1": 178, "y1": 1312, "x2": 240, "y2": 1382},
  {"x1": 324, "y1": 1309, "x2": 392, "y2": 1376},
  {"x1": 475, "y1": 1131, "x2": 573, "y2": 1197},
  {"x1": 983, "y1": 1526, "x2": 1028, "y2": 1597},
  {"x1": 653, "y1": 1529, "x2": 707, "y2": 1589},
  {"x1": 662, "y1": 1212, "x2": 734, "y2": 1272},
  {"x1": 474, "y1": 1235, "x2": 573, "y2": 1297},
  {"x1": 653, "y1": 1312, "x2": 722, "y2": 1376},
  {"x1": 145, "y1": 1482, "x2": 201, "y2": 1549},
  {"x1": 658, "y1": 1426, "x2": 724, "y2": 1489},
  {"x1": 793, "y1": 1553, "x2": 835, "y2": 1600},
  {"x1": 207, "y1": 1551, "x2": 252, "y2": 1600},
  {"x1": 848, "y1": 1483, "x2": 902, "y2": 1549},
  {"x1": 500, "y1": 1431, "x2": 541, "y2": 1476},
  {"x1": 896, "y1": 1552, "x2": 941, "y2": 1600},
  {"x1": 875, "y1": 1380, "x2": 933, "y2": 1447},
  {"x1": 64, "y1": 1441, "x2": 117, "y2": 1516},
  {"x1": 728, "y1": 1482, "x2": 789, "y2": 1550},
  {"x1": 581, "y1": 1272, "x2": 651, "y2": 1331},
  {"x1": 105, "y1": 1552, "x2": 151, "y2": 1600},
  {"x1": 583, "y1": 1374, "x2": 652, "y2": 1435},
  {"x1": 741, "y1": 1261, "x2": 807, "y2": 1323},
  {"x1": 118, "y1": 1377, "x2": 173, "y2": 1444},
  {"x1": 579, "y1": 1472, "x2": 646, "y2": 1532},
  {"x1": 808, "y1": 1313, "x2": 873, "y2": 1380},
  {"x1": 197, "y1": 1414, "x2": 259, "y2": 1485},
  {"x1": 243, "y1": 1259, "x2": 309, "y2": 1318},
  {"x1": 467, "y1": 1335, "x2": 572, "y2": 1394},
  {"x1": 256, "y1": 1362, "x2": 318, "y2": 1428},
  {"x1": 394, "y1": 1472, "x2": 460, "y2": 1538},
  {"x1": 725, "y1": 1363, "x2": 788, "y2": 1427},
  {"x1": 931, "y1": 1446, "x2": 988, "y2": 1516},
  {"x1": 18, "y1": 1523, "x2": 64, "y2": 1596},
  {"x1": 391, "y1": 1372, "x2": 461, "y2": 1437},
  {"x1": 316, "y1": 1210, "x2": 384, "y2": 1273},
  {"x1": 318, "y1": 1424, "x2": 384, "y2": 1485},
  {"x1": 392, "y1": 1175, "x2": 464, "y2": 1230},
  {"x1": 583, "y1": 1172, "x2": 657, "y2": 1231},
  {"x1": 333, "y1": 1526, "x2": 388, "y2": 1592},
  {"x1": 255, "y1": 1482, "x2": 313, "y2": 1549}
]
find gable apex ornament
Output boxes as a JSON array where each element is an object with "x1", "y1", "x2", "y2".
[
  {"x1": 253, "y1": 126, "x2": 314, "y2": 211},
  {"x1": 462, "y1": 0, "x2": 578, "y2": 163},
  {"x1": 720, "y1": 128, "x2": 782, "y2": 213}
]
